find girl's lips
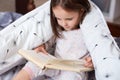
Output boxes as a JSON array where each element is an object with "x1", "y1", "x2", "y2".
[{"x1": 64, "y1": 26, "x2": 70, "y2": 28}]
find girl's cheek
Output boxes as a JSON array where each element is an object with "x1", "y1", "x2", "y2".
[{"x1": 58, "y1": 22, "x2": 62, "y2": 27}]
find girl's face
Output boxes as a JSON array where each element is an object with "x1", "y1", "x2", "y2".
[{"x1": 53, "y1": 6, "x2": 83, "y2": 31}]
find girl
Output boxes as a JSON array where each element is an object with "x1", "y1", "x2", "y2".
[{"x1": 13, "y1": 0, "x2": 93, "y2": 80}]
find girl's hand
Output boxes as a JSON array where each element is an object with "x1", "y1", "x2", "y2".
[
  {"x1": 34, "y1": 44, "x2": 48, "y2": 54},
  {"x1": 84, "y1": 56, "x2": 94, "y2": 68}
]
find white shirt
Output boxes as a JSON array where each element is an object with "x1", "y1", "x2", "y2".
[{"x1": 55, "y1": 29, "x2": 88, "y2": 60}]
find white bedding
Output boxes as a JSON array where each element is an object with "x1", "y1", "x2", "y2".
[{"x1": 0, "y1": 1, "x2": 53, "y2": 75}]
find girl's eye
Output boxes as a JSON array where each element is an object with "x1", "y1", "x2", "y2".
[
  {"x1": 56, "y1": 18, "x2": 61, "y2": 20},
  {"x1": 56, "y1": 18, "x2": 73, "y2": 21},
  {"x1": 66, "y1": 18, "x2": 73, "y2": 20}
]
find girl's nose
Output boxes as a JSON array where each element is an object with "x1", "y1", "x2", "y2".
[{"x1": 62, "y1": 21, "x2": 67, "y2": 26}]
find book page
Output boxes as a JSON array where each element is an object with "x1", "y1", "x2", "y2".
[
  {"x1": 18, "y1": 49, "x2": 93, "y2": 72},
  {"x1": 47, "y1": 58, "x2": 93, "y2": 72},
  {"x1": 18, "y1": 49, "x2": 56, "y2": 69}
]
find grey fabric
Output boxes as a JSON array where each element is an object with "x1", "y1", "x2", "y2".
[
  {"x1": 115, "y1": 37, "x2": 120, "y2": 48},
  {"x1": 88, "y1": 70, "x2": 96, "y2": 80},
  {"x1": 0, "y1": 12, "x2": 22, "y2": 28},
  {"x1": 0, "y1": 64, "x2": 24, "y2": 80}
]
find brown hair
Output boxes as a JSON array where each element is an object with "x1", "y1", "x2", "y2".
[{"x1": 50, "y1": 0, "x2": 91, "y2": 38}]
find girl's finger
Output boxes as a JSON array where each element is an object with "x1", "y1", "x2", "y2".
[
  {"x1": 41, "y1": 47, "x2": 48, "y2": 54},
  {"x1": 85, "y1": 57, "x2": 92, "y2": 62}
]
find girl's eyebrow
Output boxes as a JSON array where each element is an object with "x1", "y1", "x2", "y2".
[
  {"x1": 65, "y1": 17, "x2": 73, "y2": 20},
  {"x1": 56, "y1": 17, "x2": 61, "y2": 20},
  {"x1": 56, "y1": 17, "x2": 73, "y2": 20}
]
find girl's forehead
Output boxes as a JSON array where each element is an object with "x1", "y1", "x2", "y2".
[
  {"x1": 53, "y1": 6, "x2": 80, "y2": 17},
  {"x1": 53, "y1": 5, "x2": 79, "y2": 14}
]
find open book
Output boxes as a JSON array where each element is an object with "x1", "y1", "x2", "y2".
[{"x1": 18, "y1": 49, "x2": 93, "y2": 72}]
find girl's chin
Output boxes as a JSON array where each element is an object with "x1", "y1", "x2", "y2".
[
  {"x1": 64, "y1": 28, "x2": 71, "y2": 31},
  {"x1": 64, "y1": 28, "x2": 78, "y2": 31},
  {"x1": 63, "y1": 27, "x2": 72, "y2": 30}
]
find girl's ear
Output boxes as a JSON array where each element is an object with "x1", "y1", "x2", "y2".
[
  {"x1": 79, "y1": 8, "x2": 85, "y2": 24},
  {"x1": 79, "y1": 8, "x2": 84, "y2": 17},
  {"x1": 80, "y1": 8, "x2": 85, "y2": 13},
  {"x1": 80, "y1": 8, "x2": 85, "y2": 18}
]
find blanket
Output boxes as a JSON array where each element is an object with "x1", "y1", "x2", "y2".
[
  {"x1": 0, "y1": 1, "x2": 53, "y2": 75},
  {"x1": 0, "y1": 12, "x2": 22, "y2": 29}
]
